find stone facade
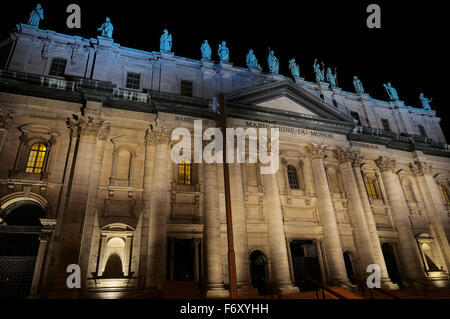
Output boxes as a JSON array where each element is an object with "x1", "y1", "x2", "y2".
[{"x1": 0, "y1": 24, "x2": 449, "y2": 298}]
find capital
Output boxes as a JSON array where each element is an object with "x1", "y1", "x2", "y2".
[
  {"x1": 0, "y1": 110, "x2": 15, "y2": 129},
  {"x1": 334, "y1": 147, "x2": 361, "y2": 166},
  {"x1": 146, "y1": 126, "x2": 171, "y2": 145},
  {"x1": 409, "y1": 160, "x2": 433, "y2": 176},
  {"x1": 375, "y1": 156, "x2": 396, "y2": 172},
  {"x1": 305, "y1": 143, "x2": 327, "y2": 160}
]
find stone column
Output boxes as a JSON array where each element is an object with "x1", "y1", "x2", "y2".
[
  {"x1": 375, "y1": 156, "x2": 423, "y2": 279},
  {"x1": 306, "y1": 144, "x2": 349, "y2": 285},
  {"x1": 204, "y1": 163, "x2": 229, "y2": 297},
  {"x1": 78, "y1": 122, "x2": 110, "y2": 289},
  {"x1": 146, "y1": 127, "x2": 171, "y2": 292},
  {"x1": 29, "y1": 219, "x2": 56, "y2": 297},
  {"x1": 334, "y1": 147, "x2": 396, "y2": 288},
  {"x1": 228, "y1": 162, "x2": 257, "y2": 296},
  {"x1": 409, "y1": 160, "x2": 450, "y2": 273},
  {"x1": 352, "y1": 161, "x2": 397, "y2": 289},
  {"x1": 262, "y1": 170, "x2": 299, "y2": 295}
]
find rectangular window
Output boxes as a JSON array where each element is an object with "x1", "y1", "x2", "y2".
[
  {"x1": 180, "y1": 80, "x2": 193, "y2": 97},
  {"x1": 49, "y1": 58, "x2": 67, "y2": 77},
  {"x1": 381, "y1": 118, "x2": 392, "y2": 132},
  {"x1": 418, "y1": 125, "x2": 427, "y2": 137},
  {"x1": 126, "y1": 72, "x2": 141, "y2": 90},
  {"x1": 350, "y1": 111, "x2": 362, "y2": 126}
]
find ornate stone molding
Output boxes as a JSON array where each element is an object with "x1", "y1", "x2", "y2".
[
  {"x1": 305, "y1": 143, "x2": 327, "y2": 160},
  {"x1": 409, "y1": 160, "x2": 433, "y2": 176},
  {"x1": 0, "y1": 110, "x2": 15, "y2": 129},
  {"x1": 98, "y1": 123, "x2": 111, "y2": 140},
  {"x1": 66, "y1": 115, "x2": 106, "y2": 138},
  {"x1": 146, "y1": 126, "x2": 171, "y2": 145},
  {"x1": 333, "y1": 147, "x2": 361, "y2": 166},
  {"x1": 374, "y1": 156, "x2": 396, "y2": 172}
]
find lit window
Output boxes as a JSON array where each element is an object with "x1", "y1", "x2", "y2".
[
  {"x1": 287, "y1": 165, "x2": 299, "y2": 189},
  {"x1": 25, "y1": 143, "x2": 47, "y2": 174},
  {"x1": 178, "y1": 160, "x2": 191, "y2": 185},
  {"x1": 49, "y1": 58, "x2": 67, "y2": 77},
  {"x1": 365, "y1": 176, "x2": 379, "y2": 200},
  {"x1": 441, "y1": 185, "x2": 450, "y2": 204}
]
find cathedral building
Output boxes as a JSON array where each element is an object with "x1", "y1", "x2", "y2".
[{"x1": 0, "y1": 23, "x2": 449, "y2": 298}]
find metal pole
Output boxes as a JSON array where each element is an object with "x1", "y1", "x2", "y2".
[{"x1": 217, "y1": 93, "x2": 238, "y2": 299}]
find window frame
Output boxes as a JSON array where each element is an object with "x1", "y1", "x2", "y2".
[
  {"x1": 126, "y1": 72, "x2": 141, "y2": 90},
  {"x1": 178, "y1": 159, "x2": 192, "y2": 185},
  {"x1": 25, "y1": 142, "x2": 49, "y2": 174},
  {"x1": 381, "y1": 118, "x2": 392, "y2": 132},
  {"x1": 287, "y1": 165, "x2": 300, "y2": 190},
  {"x1": 48, "y1": 58, "x2": 67, "y2": 77},
  {"x1": 180, "y1": 80, "x2": 193, "y2": 97}
]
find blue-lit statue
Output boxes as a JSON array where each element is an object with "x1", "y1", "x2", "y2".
[
  {"x1": 160, "y1": 29, "x2": 172, "y2": 52},
  {"x1": 383, "y1": 82, "x2": 399, "y2": 101},
  {"x1": 353, "y1": 76, "x2": 364, "y2": 94},
  {"x1": 313, "y1": 59, "x2": 325, "y2": 83},
  {"x1": 326, "y1": 67, "x2": 337, "y2": 88},
  {"x1": 28, "y1": 3, "x2": 44, "y2": 27},
  {"x1": 419, "y1": 93, "x2": 432, "y2": 110},
  {"x1": 246, "y1": 49, "x2": 260, "y2": 69},
  {"x1": 201, "y1": 40, "x2": 212, "y2": 60},
  {"x1": 289, "y1": 58, "x2": 300, "y2": 77},
  {"x1": 267, "y1": 50, "x2": 279, "y2": 74},
  {"x1": 218, "y1": 41, "x2": 229, "y2": 62},
  {"x1": 98, "y1": 17, "x2": 113, "y2": 39}
]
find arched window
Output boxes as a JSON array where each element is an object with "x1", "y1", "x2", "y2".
[
  {"x1": 365, "y1": 176, "x2": 379, "y2": 200},
  {"x1": 25, "y1": 143, "x2": 47, "y2": 174},
  {"x1": 178, "y1": 159, "x2": 192, "y2": 185},
  {"x1": 441, "y1": 185, "x2": 450, "y2": 204},
  {"x1": 287, "y1": 165, "x2": 299, "y2": 189}
]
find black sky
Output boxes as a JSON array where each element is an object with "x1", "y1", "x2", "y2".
[{"x1": 1, "y1": 0, "x2": 448, "y2": 141}]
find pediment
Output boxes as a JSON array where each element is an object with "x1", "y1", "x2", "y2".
[{"x1": 226, "y1": 80, "x2": 352, "y2": 122}]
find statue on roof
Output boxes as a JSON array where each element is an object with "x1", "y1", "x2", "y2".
[
  {"x1": 383, "y1": 82, "x2": 399, "y2": 101},
  {"x1": 267, "y1": 50, "x2": 279, "y2": 74},
  {"x1": 28, "y1": 3, "x2": 44, "y2": 28},
  {"x1": 218, "y1": 41, "x2": 229, "y2": 62},
  {"x1": 160, "y1": 29, "x2": 172, "y2": 52},
  {"x1": 246, "y1": 49, "x2": 260, "y2": 69},
  {"x1": 326, "y1": 67, "x2": 338, "y2": 88},
  {"x1": 289, "y1": 58, "x2": 300, "y2": 77},
  {"x1": 201, "y1": 40, "x2": 212, "y2": 60},
  {"x1": 353, "y1": 76, "x2": 364, "y2": 94},
  {"x1": 419, "y1": 93, "x2": 432, "y2": 110},
  {"x1": 313, "y1": 59, "x2": 325, "y2": 83},
  {"x1": 98, "y1": 17, "x2": 113, "y2": 39}
]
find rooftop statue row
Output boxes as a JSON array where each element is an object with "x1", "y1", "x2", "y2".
[{"x1": 23, "y1": 4, "x2": 433, "y2": 111}]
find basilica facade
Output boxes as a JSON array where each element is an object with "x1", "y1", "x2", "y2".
[{"x1": 0, "y1": 24, "x2": 449, "y2": 298}]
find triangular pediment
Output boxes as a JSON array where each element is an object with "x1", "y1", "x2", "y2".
[{"x1": 226, "y1": 80, "x2": 353, "y2": 122}]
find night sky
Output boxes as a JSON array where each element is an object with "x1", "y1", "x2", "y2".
[{"x1": 0, "y1": 0, "x2": 447, "y2": 141}]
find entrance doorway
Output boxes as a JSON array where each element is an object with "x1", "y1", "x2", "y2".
[
  {"x1": 289, "y1": 240, "x2": 322, "y2": 291},
  {"x1": 381, "y1": 242, "x2": 401, "y2": 285},
  {"x1": 0, "y1": 201, "x2": 45, "y2": 298},
  {"x1": 250, "y1": 250, "x2": 269, "y2": 295}
]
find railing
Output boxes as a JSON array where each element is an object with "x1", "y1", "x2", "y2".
[
  {"x1": 352, "y1": 277, "x2": 401, "y2": 299},
  {"x1": 401, "y1": 276, "x2": 431, "y2": 298},
  {"x1": 305, "y1": 277, "x2": 347, "y2": 299},
  {"x1": 112, "y1": 87, "x2": 150, "y2": 103}
]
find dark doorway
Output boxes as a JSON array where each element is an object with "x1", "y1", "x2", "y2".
[
  {"x1": 103, "y1": 254, "x2": 124, "y2": 278},
  {"x1": 173, "y1": 239, "x2": 195, "y2": 281},
  {"x1": 250, "y1": 250, "x2": 269, "y2": 295},
  {"x1": 0, "y1": 201, "x2": 45, "y2": 298},
  {"x1": 381, "y1": 242, "x2": 401, "y2": 285},
  {"x1": 289, "y1": 240, "x2": 322, "y2": 291},
  {"x1": 343, "y1": 251, "x2": 355, "y2": 284}
]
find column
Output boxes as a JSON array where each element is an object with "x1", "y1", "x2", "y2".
[
  {"x1": 29, "y1": 219, "x2": 56, "y2": 297},
  {"x1": 228, "y1": 162, "x2": 257, "y2": 296},
  {"x1": 306, "y1": 144, "x2": 349, "y2": 284},
  {"x1": 352, "y1": 160, "x2": 397, "y2": 289},
  {"x1": 262, "y1": 170, "x2": 299, "y2": 295},
  {"x1": 204, "y1": 163, "x2": 229, "y2": 297},
  {"x1": 334, "y1": 147, "x2": 396, "y2": 288},
  {"x1": 78, "y1": 122, "x2": 110, "y2": 289},
  {"x1": 375, "y1": 156, "x2": 424, "y2": 279},
  {"x1": 409, "y1": 160, "x2": 450, "y2": 273},
  {"x1": 146, "y1": 127, "x2": 171, "y2": 292}
]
